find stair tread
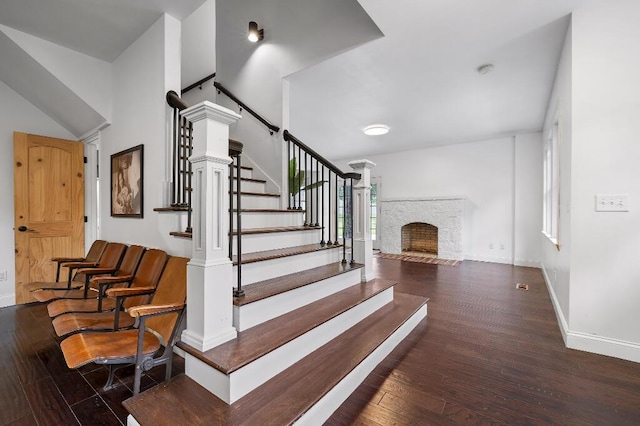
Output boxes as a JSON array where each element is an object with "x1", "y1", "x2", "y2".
[
  {"x1": 123, "y1": 293, "x2": 427, "y2": 425},
  {"x1": 231, "y1": 209, "x2": 305, "y2": 214},
  {"x1": 232, "y1": 191, "x2": 280, "y2": 197},
  {"x1": 178, "y1": 278, "x2": 396, "y2": 374},
  {"x1": 234, "y1": 261, "x2": 362, "y2": 305},
  {"x1": 232, "y1": 177, "x2": 266, "y2": 183},
  {"x1": 230, "y1": 225, "x2": 320, "y2": 236},
  {"x1": 231, "y1": 243, "x2": 341, "y2": 266}
]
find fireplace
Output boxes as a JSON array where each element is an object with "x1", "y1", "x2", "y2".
[
  {"x1": 401, "y1": 223, "x2": 438, "y2": 257},
  {"x1": 380, "y1": 197, "x2": 464, "y2": 260}
]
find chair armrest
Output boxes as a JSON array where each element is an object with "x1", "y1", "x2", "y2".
[
  {"x1": 106, "y1": 286, "x2": 155, "y2": 298},
  {"x1": 78, "y1": 267, "x2": 118, "y2": 276},
  {"x1": 128, "y1": 303, "x2": 185, "y2": 318},
  {"x1": 51, "y1": 256, "x2": 84, "y2": 263},
  {"x1": 90, "y1": 275, "x2": 134, "y2": 285},
  {"x1": 60, "y1": 261, "x2": 98, "y2": 269}
]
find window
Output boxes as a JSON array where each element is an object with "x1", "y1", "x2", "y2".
[{"x1": 543, "y1": 122, "x2": 560, "y2": 246}]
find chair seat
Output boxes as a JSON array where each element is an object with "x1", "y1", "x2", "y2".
[
  {"x1": 52, "y1": 311, "x2": 136, "y2": 337},
  {"x1": 33, "y1": 288, "x2": 99, "y2": 303},
  {"x1": 61, "y1": 330, "x2": 161, "y2": 369},
  {"x1": 25, "y1": 280, "x2": 83, "y2": 292},
  {"x1": 47, "y1": 297, "x2": 116, "y2": 318}
]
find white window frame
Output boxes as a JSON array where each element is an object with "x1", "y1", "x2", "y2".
[{"x1": 542, "y1": 121, "x2": 560, "y2": 249}]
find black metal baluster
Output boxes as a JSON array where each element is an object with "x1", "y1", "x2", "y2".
[
  {"x1": 287, "y1": 141, "x2": 292, "y2": 210},
  {"x1": 327, "y1": 172, "x2": 332, "y2": 245},
  {"x1": 229, "y1": 157, "x2": 234, "y2": 261},
  {"x1": 297, "y1": 145, "x2": 302, "y2": 210},
  {"x1": 309, "y1": 154, "x2": 313, "y2": 227},
  {"x1": 315, "y1": 158, "x2": 319, "y2": 227},
  {"x1": 350, "y1": 177, "x2": 355, "y2": 264},
  {"x1": 171, "y1": 108, "x2": 178, "y2": 206},
  {"x1": 186, "y1": 121, "x2": 193, "y2": 233},
  {"x1": 335, "y1": 174, "x2": 339, "y2": 247},
  {"x1": 321, "y1": 164, "x2": 325, "y2": 245},
  {"x1": 342, "y1": 178, "x2": 347, "y2": 264},
  {"x1": 303, "y1": 151, "x2": 309, "y2": 226},
  {"x1": 234, "y1": 153, "x2": 244, "y2": 297}
]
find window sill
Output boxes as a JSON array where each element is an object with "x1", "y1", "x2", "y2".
[{"x1": 542, "y1": 231, "x2": 560, "y2": 251}]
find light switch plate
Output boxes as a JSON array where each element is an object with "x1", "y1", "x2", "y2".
[
  {"x1": 0, "y1": 270, "x2": 7, "y2": 281},
  {"x1": 595, "y1": 194, "x2": 629, "y2": 212}
]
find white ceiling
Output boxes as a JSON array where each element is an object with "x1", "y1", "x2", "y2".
[
  {"x1": 0, "y1": 0, "x2": 205, "y2": 61},
  {"x1": 288, "y1": 0, "x2": 599, "y2": 161}
]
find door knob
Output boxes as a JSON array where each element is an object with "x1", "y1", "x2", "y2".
[{"x1": 18, "y1": 226, "x2": 28, "y2": 232}]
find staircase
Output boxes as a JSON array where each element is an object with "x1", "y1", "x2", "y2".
[
  {"x1": 129, "y1": 94, "x2": 428, "y2": 424},
  {"x1": 130, "y1": 158, "x2": 428, "y2": 424}
]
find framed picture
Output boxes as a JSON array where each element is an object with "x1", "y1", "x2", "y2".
[{"x1": 111, "y1": 144, "x2": 143, "y2": 218}]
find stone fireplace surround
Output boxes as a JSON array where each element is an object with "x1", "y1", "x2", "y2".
[{"x1": 380, "y1": 197, "x2": 465, "y2": 261}]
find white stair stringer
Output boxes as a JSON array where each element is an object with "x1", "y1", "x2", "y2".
[
  {"x1": 234, "y1": 246, "x2": 342, "y2": 287},
  {"x1": 295, "y1": 303, "x2": 427, "y2": 425},
  {"x1": 234, "y1": 265, "x2": 360, "y2": 331},
  {"x1": 233, "y1": 210, "x2": 305, "y2": 229},
  {"x1": 185, "y1": 286, "x2": 395, "y2": 404},
  {"x1": 232, "y1": 228, "x2": 321, "y2": 255}
]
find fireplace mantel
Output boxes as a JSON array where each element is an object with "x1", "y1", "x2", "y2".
[{"x1": 380, "y1": 197, "x2": 465, "y2": 260}]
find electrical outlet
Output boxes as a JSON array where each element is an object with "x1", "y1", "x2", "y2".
[
  {"x1": 0, "y1": 270, "x2": 7, "y2": 281},
  {"x1": 489, "y1": 243, "x2": 494, "y2": 249},
  {"x1": 500, "y1": 243, "x2": 505, "y2": 250},
  {"x1": 595, "y1": 194, "x2": 629, "y2": 212}
]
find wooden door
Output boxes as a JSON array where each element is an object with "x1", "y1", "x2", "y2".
[{"x1": 14, "y1": 132, "x2": 85, "y2": 304}]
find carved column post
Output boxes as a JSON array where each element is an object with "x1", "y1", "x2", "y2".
[
  {"x1": 348, "y1": 160, "x2": 376, "y2": 281},
  {"x1": 180, "y1": 101, "x2": 241, "y2": 351}
]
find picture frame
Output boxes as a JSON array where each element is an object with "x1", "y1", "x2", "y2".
[{"x1": 111, "y1": 144, "x2": 144, "y2": 218}]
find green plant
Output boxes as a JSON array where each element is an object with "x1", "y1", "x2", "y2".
[{"x1": 289, "y1": 158, "x2": 325, "y2": 196}]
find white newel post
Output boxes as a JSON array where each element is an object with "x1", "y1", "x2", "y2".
[
  {"x1": 180, "y1": 101, "x2": 241, "y2": 352},
  {"x1": 348, "y1": 160, "x2": 376, "y2": 281}
]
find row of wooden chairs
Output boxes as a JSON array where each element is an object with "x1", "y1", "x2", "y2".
[{"x1": 28, "y1": 240, "x2": 189, "y2": 395}]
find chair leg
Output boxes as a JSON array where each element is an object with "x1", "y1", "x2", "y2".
[{"x1": 105, "y1": 365, "x2": 117, "y2": 390}]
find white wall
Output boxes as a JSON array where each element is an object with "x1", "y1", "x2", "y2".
[
  {"x1": 0, "y1": 24, "x2": 112, "y2": 124},
  {"x1": 568, "y1": 1, "x2": 640, "y2": 359},
  {"x1": 100, "y1": 14, "x2": 190, "y2": 257},
  {"x1": 181, "y1": 0, "x2": 217, "y2": 105},
  {"x1": 339, "y1": 134, "x2": 542, "y2": 265},
  {"x1": 216, "y1": 0, "x2": 383, "y2": 190},
  {"x1": 0, "y1": 80, "x2": 76, "y2": 307},
  {"x1": 541, "y1": 22, "x2": 573, "y2": 331}
]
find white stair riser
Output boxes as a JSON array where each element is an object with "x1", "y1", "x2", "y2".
[
  {"x1": 232, "y1": 229, "x2": 321, "y2": 255},
  {"x1": 227, "y1": 288, "x2": 394, "y2": 402},
  {"x1": 232, "y1": 179, "x2": 265, "y2": 193},
  {"x1": 233, "y1": 267, "x2": 361, "y2": 331},
  {"x1": 295, "y1": 304, "x2": 428, "y2": 426},
  {"x1": 233, "y1": 195, "x2": 280, "y2": 210},
  {"x1": 237, "y1": 167, "x2": 253, "y2": 179},
  {"x1": 233, "y1": 212, "x2": 305, "y2": 229},
  {"x1": 233, "y1": 247, "x2": 343, "y2": 287}
]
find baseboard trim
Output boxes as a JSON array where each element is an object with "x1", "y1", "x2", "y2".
[
  {"x1": 514, "y1": 259, "x2": 541, "y2": 268},
  {"x1": 541, "y1": 263, "x2": 640, "y2": 363},
  {"x1": 463, "y1": 254, "x2": 512, "y2": 265},
  {"x1": 0, "y1": 294, "x2": 15, "y2": 308}
]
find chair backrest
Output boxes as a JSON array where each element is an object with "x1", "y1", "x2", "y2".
[
  {"x1": 115, "y1": 245, "x2": 145, "y2": 277},
  {"x1": 147, "y1": 257, "x2": 189, "y2": 345},
  {"x1": 122, "y1": 249, "x2": 168, "y2": 308},
  {"x1": 86, "y1": 240, "x2": 108, "y2": 263},
  {"x1": 74, "y1": 240, "x2": 117, "y2": 284}
]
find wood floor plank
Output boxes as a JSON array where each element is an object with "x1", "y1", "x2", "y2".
[
  {"x1": 70, "y1": 395, "x2": 121, "y2": 426},
  {"x1": 23, "y1": 377, "x2": 80, "y2": 426}
]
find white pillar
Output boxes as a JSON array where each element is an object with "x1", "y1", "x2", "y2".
[
  {"x1": 180, "y1": 101, "x2": 241, "y2": 352},
  {"x1": 348, "y1": 160, "x2": 376, "y2": 281}
]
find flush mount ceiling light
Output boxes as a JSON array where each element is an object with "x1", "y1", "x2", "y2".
[
  {"x1": 248, "y1": 21, "x2": 264, "y2": 42},
  {"x1": 363, "y1": 124, "x2": 390, "y2": 136},
  {"x1": 476, "y1": 63, "x2": 495, "y2": 75}
]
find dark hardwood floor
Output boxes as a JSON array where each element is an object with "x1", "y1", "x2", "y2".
[
  {"x1": 328, "y1": 258, "x2": 640, "y2": 425},
  {"x1": 2, "y1": 258, "x2": 640, "y2": 425},
  {"x1": 0, "y1": 302, "x2": 184, "y2": 425}
]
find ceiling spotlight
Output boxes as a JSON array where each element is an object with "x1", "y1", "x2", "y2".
[
  {"x1": 477, "y1": 63, "x2": 495, "y2": 75},
  {"x1": 248, "y1": 21, "x2": 264, "y2": 42},
  {"x1": 363, "y1": 124, "x2": 389, "y2": 136}
]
